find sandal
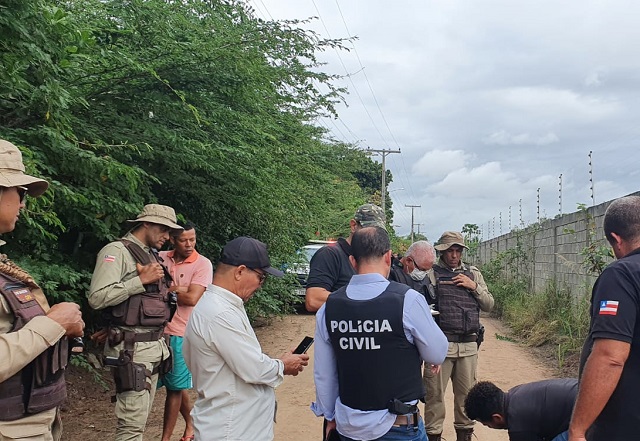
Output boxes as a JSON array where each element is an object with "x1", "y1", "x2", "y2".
[{"x1": 180, "y1": 436, "x2": 195, "y2": 441}]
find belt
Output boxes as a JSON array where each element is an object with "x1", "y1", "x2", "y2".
[
  {"x1": 444, "y1": 333, "x2": 477, "y2": 343},
  {"x1": 393, "y1": 411, "x2": 419, "y2": 427},
  {"x1": 130, "y1": 330, "x2": 164, "y2": 343}
]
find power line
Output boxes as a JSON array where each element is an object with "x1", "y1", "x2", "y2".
[{"x1": 310, "y1": 0, "x2": 390, "y2": 145}]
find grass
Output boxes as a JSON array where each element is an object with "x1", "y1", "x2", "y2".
[{"x1": 488, "y1": 276, "x2": 590, "y2": 374}]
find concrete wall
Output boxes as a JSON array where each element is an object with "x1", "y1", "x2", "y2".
[{"x1": 475, "y1": 191, "x2": 640, "y2": 294}]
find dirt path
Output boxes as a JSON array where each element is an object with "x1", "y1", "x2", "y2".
[{"x1": 62, "y1": 314, "x2": 554, "y2": 440}]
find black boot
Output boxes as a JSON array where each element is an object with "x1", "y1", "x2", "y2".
[
  {"x1": 427, "y1": 434, "x2": 442, "y2": 441},
  {"x1": 456, "y1": 428, "x2": 474, "y2": 441}
]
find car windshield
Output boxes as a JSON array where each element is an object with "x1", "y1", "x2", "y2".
[{"x1": 303, "y1": 247, "x2": 319, "y2": 262}]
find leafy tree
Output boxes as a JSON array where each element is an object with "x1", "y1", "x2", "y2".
[{"x1": 0, "y1": 0, "x2": 388, "y2": 320}]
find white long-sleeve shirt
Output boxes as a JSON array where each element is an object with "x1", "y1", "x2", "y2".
[{"x1": 183, "y1": 284, "x2": 284, "y2": 441}]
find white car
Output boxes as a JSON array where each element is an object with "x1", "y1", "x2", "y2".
[{"x1": 289, "y1": 241, "x2": 335, "y2": 298}]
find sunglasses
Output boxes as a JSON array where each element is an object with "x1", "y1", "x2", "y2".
[
  {"x1": 407, "y1": 256, "x2": 429, "y2": 272},
  {"x1": 248, "y1": 267, "x2": 268, "y2": 283},
  {"x1": 17, "y1": 186, "x2": 28, "y2": 203}
]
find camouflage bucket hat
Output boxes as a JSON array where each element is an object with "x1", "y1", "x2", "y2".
[
  {"x1": 354, "y1": 203, "x2": 386, "y2": 229},
  {"x1": 434, "y1": 231, "x2": 468, "y2": 251},
  {"x1": 127, "y1": 204, "x2": 183, "y2": 232}
]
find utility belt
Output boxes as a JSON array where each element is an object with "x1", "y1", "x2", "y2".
[
  {"x1": 444, "y1": 332, "x2": 477, "y2": 343},
  {"x1": 103, "y1": 327, "x2": 172, "y2": 398}
]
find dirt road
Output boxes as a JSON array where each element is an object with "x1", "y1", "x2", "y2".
[{"x1": 62, "y1": 314, "x2": 554, "y2": 440}]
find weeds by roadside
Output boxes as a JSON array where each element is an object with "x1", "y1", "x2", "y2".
[{"x1": 488, "y1": 276, "x2": 590, "y2": 374}]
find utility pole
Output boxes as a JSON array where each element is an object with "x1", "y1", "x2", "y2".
[
  {"x1": 367, "y1": 147, "x2": 401, "y2": 214},
  {"x1": 405, "y1": 204, "x2": 421, "y2": 243}
]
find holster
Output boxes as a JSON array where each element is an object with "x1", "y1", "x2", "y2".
[
  {"x1": 387, "y1": 398, "x2": 418, "y2": 415},
  {"x1": 112, "y1": 350, "x2": 151, "y2": 394},
  {"x1": 476, "y1": 324, "x2": 485, "y2": 348}
]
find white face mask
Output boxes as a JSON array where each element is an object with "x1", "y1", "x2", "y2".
[{"x1": 409, "y1": 268, "x2": 428, "y2": 281}]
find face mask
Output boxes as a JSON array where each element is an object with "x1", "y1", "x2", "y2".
[{"x1": 409, "y1": 268, "x2": 428, "y2": 281}]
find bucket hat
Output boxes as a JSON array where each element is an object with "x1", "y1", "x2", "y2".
[
  {"x1": 127, "y1": 204, "x2": 183, "y2": 231},
  {"x1": 434, "y1": 231, "x2": 468, "y2": 251},
  {"x1": 0, "y1": 140, "x2": 48, "y2": 197}
]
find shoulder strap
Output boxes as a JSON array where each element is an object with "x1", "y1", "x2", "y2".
[
  {"x1": 0, "y1": 273, "x2": 46, "y2": 331},
  {"x1": 120, "y1": 239, "x2": 152, "y2": 265}
]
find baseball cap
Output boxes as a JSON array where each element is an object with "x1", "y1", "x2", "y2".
[
  {"x1": 354, "y1": 203, "x2": 386, "y2": 229},
  {"x1": 434, "y1": 231, "x2": 468, "y2": 251},
  {"x1": 127, "y1": 204, "x2": 183, "y2": 232},
  {"x1": 220, "y1": 236, "x2": 284, "y2": 277},
  {"x1": 0, "y1": 140, "x2": 49, "y2": 197}
]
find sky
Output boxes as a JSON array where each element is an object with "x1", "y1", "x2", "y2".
[{"x1": 249, "y1": 0, "x2": 640, "y2": 241}]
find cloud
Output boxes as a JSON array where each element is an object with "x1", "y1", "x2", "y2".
[
  {"x1": 411, "y1": 149, "x2": 470, "y2": 180},
  {"x1": 584, "y1": 68, "x2": 607, "y2": 87},
  {"x1": 426, "y1": 161, "x2": 519, "y2": 199},
  {"x1": 489, "y1": 87, "x2": 621, "y2": 122},
  {"x1": 482, "y1": 130, "x2": 559, "y2": 146}
]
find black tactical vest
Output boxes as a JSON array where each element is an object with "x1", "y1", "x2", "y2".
[
  {"x1": 433, "y1": 264, "x2": 479, "y2": 336},
  {"x1": 0, "y1": 274, "x2": 67, "y2": 421},
  {"x1": 325, "y1": 281, "x2": 425, "y2": 411},
  {"x1": 105, "y1": 240, "x2": 172, "y2": 327}
]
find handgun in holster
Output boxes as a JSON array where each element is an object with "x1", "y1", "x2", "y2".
[{"x1": 104, "y1": 349, "x2": 151, "y2": 399}]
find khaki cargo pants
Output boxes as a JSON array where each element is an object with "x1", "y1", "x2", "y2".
[
  {"x1": 423, "y1": 341, "x2": 477, "y2": 435},
  {"x1": 0, "y1": 408, "x2": 61, "y2": 441}
]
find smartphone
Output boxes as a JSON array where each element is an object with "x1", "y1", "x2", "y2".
[{"x1": 293, "y1": 336, "x2": 314, "y2": 354}]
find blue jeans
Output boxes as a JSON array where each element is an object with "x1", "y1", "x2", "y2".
[
  {"x1": 339, "y1": 417, "x2": 427, "y2": 441},
  {"x1": 551, "y1": 431, "x2": 568, "y2": 441}
]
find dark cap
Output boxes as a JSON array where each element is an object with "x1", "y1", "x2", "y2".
[{"x1": 220, "y1": 236, "x2": 284, "y2": 277}]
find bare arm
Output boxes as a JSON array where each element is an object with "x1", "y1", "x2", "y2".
[
  {"x1": 171, "y1": 283, "x2": 206, "y2": 307},
  {"x1": 305, "y1": 287, "x2": 331, "y2": 312},
  {"x1": 569, "y1": 338, "x2": 630, "y2": 441}
]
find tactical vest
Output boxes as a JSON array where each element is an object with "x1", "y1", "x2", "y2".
[
  {"x1": 325, "y1": 282, "x2": 425, "y2": 411},
  {"x1": 433, "y1": 264, "x2": 479, "y2": 336},
  {"x1": 0, "y1": 274, "x2": 67, "y2": 421},
  {"x1": 105, "y1": 240, "x2": 172, "y2": 327}
]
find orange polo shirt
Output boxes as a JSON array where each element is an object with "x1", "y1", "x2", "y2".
[{"x1": 159, "y1": 249, "x2": 213, "y2": 336}]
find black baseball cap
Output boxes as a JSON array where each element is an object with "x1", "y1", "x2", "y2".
[{"x1": 220, "y1": 236, "x2": 284, "y2": 277}]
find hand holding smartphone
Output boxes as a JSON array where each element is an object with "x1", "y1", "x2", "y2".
[{"x1": 293, "y1": 336, "x2": 314, "y2": 354}]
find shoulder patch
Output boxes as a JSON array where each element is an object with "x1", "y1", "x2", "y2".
[
  {"x1": 11, "y1": 288, "x2": 34, "y2": 304},
  {"x1": 599, "y1": 300, "x2": 619, "y2": 316}
]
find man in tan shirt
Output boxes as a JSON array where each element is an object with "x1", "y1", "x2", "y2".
[
  {"x1": 424, "y1": 231, "x2": 494, "y2": 441},
  {"x1": 88, "y1": 204, "x2": 182, "y2": 441},
  {"x1": 0, "y1": 139, "x2": 84, "y2": 441}
]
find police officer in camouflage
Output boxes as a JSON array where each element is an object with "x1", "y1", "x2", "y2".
[
  {"x1": 423, "y1": 231, "x2": 494, "y2": 441},
  {"x1": 88, "y1": 204, "x2": 183, "y2": 441},
  {"x1": 0, "y1": 139, "x2": 85, "y2": 441}
]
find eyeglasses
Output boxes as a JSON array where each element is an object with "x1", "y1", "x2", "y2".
[
  {"x1": 16, "y1": 186, "x2": 28, "y2": 203},
  {"x1": 407, "y1": 256, "x2": 429, "y2": 272},
  {"x1": 248, "y1": 267, "x2": 268, "y2": 283}
]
